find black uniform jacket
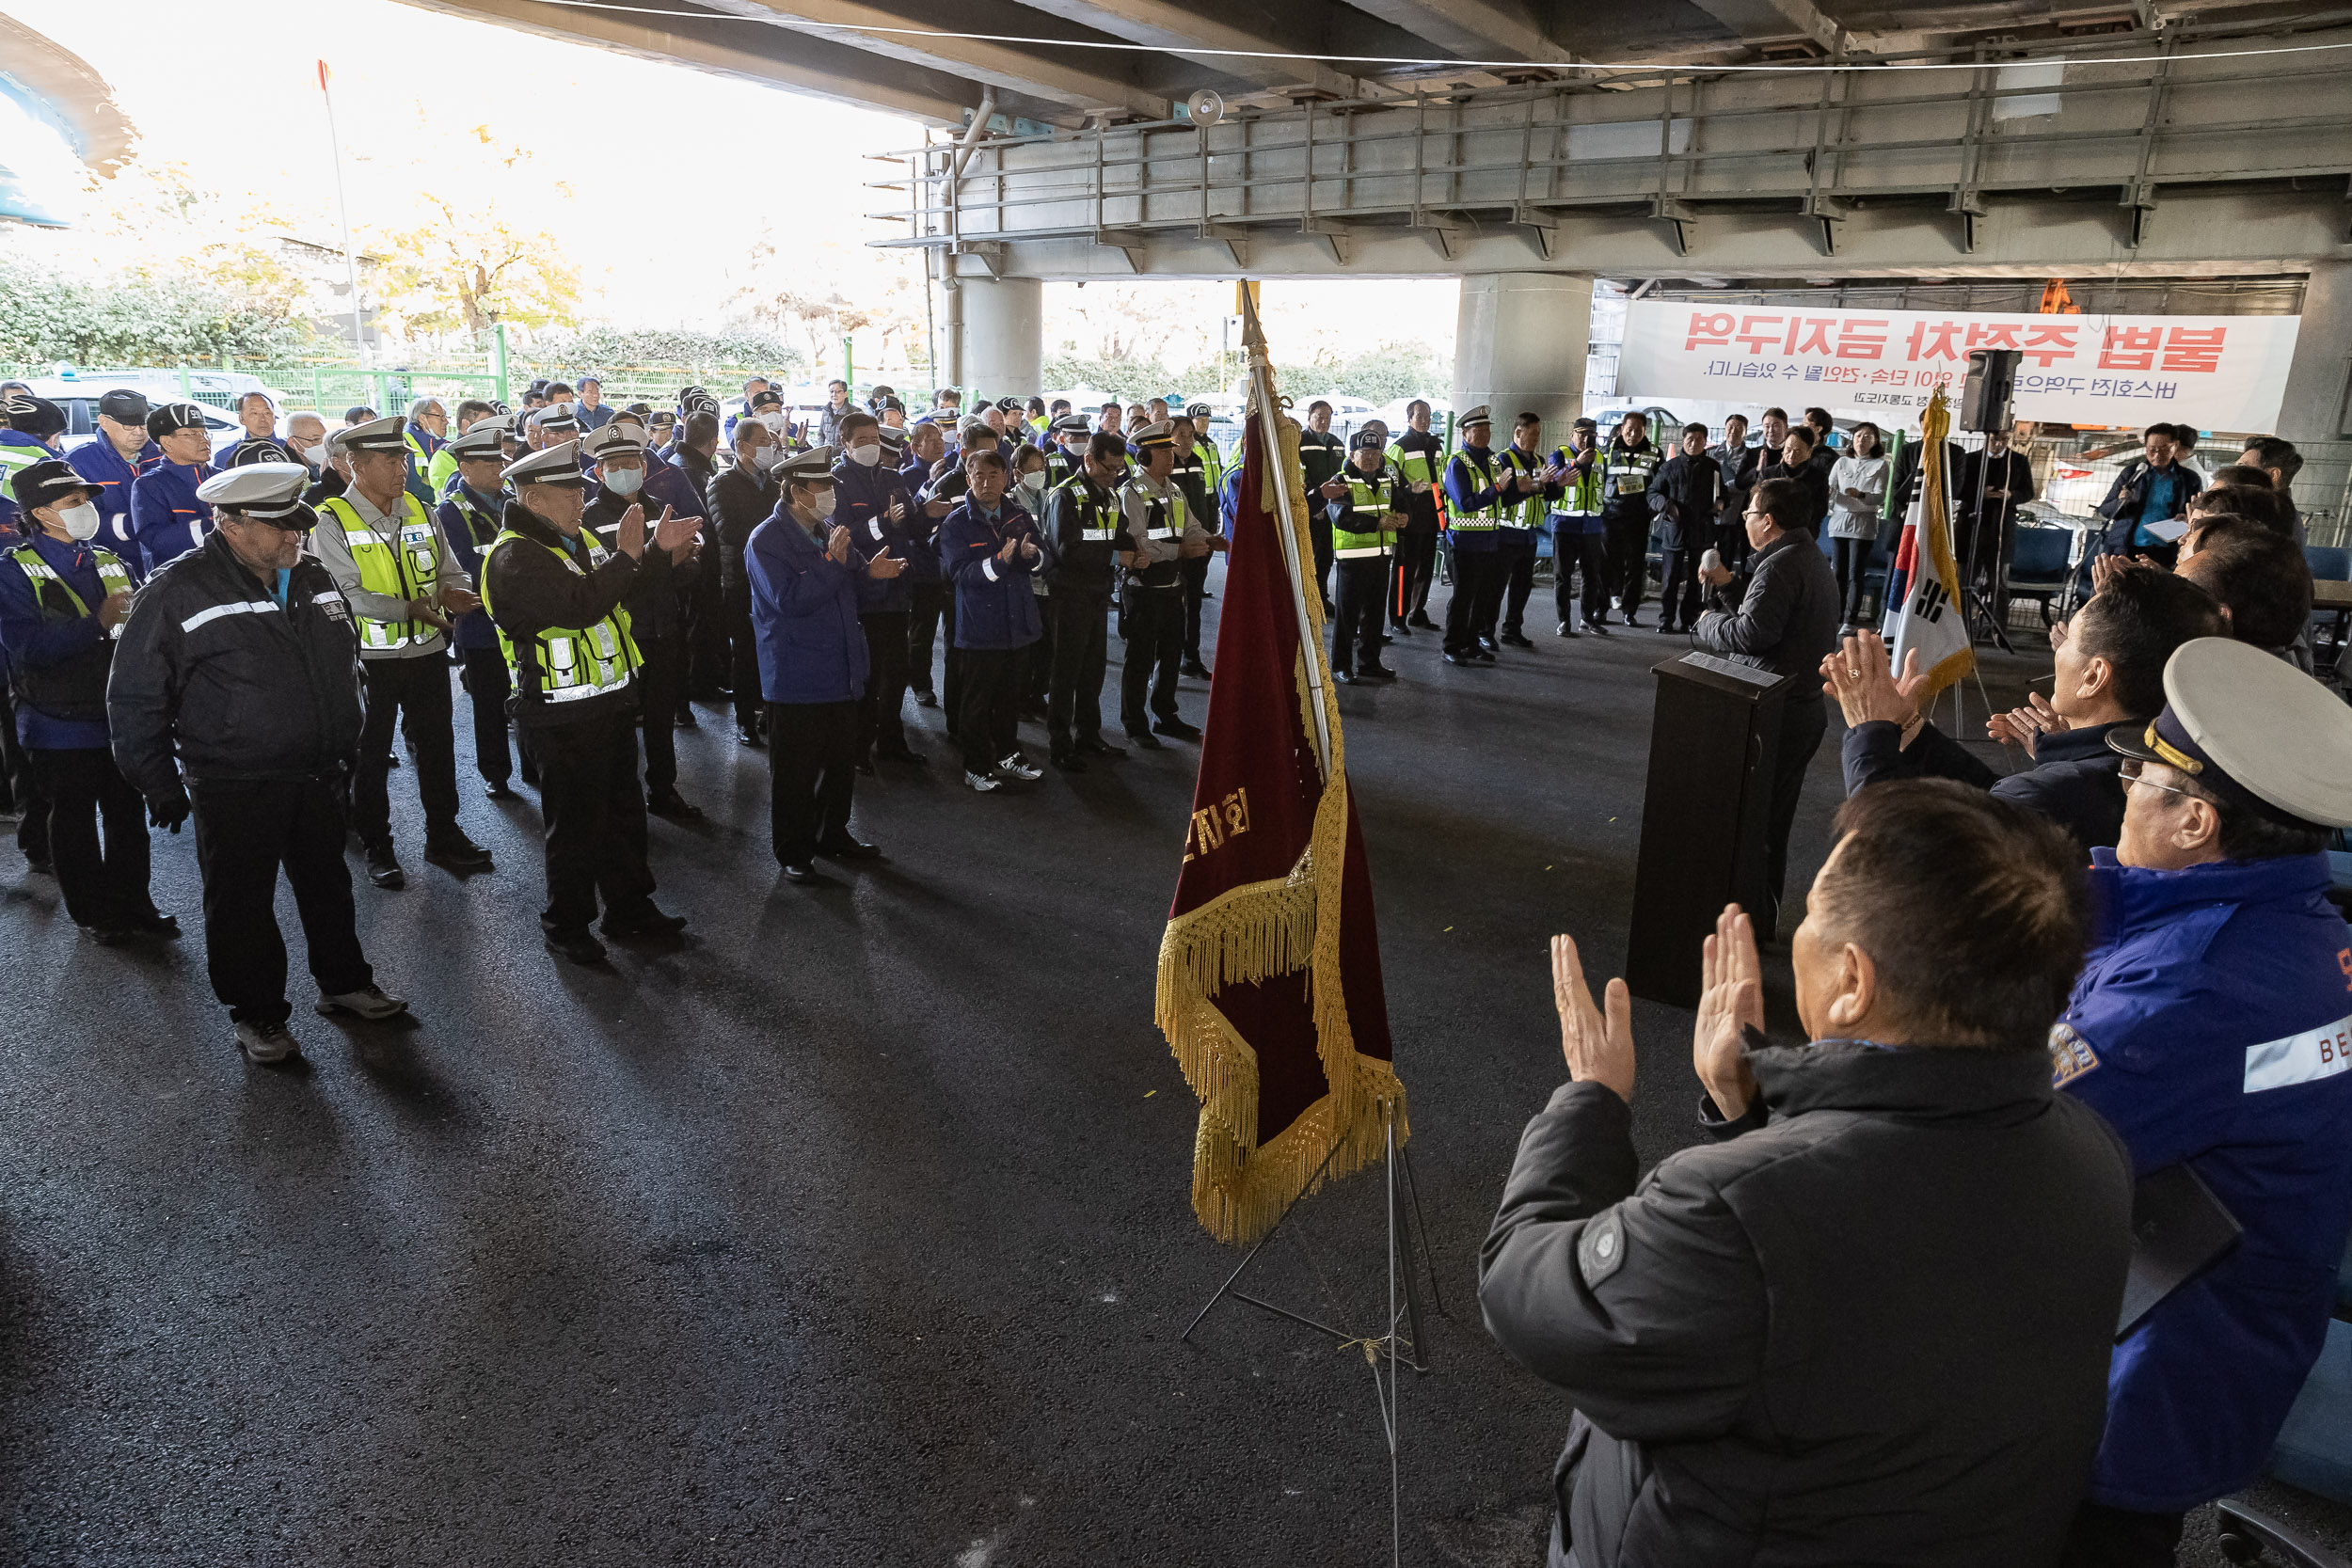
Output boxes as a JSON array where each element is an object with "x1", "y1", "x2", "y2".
[
  {"x1": 583, "y1": 487, "x2": 698, "y2": 644},
  {"x1": 107, "y1": 531, "x2": 364, "y2": 799},
  {"x1": 707, "y1": 463, "x2": 776, "y2": 604},
  {"x1": 1842, "y1": 717, "x2": 2131, "y2": 852},
  {"x1": 1690, "y1": 529, "x2": 1842, "y2": 699},
  {"x1": 1479, "y1": 1042, "x2": 2132, "y2": 1568},
  {"x1": 481, "y1": 501, "x2": 641, "y2": 730}
]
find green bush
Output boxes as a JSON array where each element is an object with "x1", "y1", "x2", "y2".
[{"x1": 0, "y1": 257, "x2": 308, "y2": 365}]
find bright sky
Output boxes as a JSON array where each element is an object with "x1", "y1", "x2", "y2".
[{"x1": 2, "y1": 0, "x2": 1457, "y2": 361}]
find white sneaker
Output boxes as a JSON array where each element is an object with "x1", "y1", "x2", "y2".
[
  {"x1": 316, "y1": 985, "x2": 410, "y2": 1021},
  {"x1": 233, "y1": 1018, "x2": 300, "y2": 1064},
  {"x1": 997, "y1": 753, "x2": 1043, "y2": 782},
  {"x1": 965, "y1": 768, "x2": 1001, "y2": 793}
]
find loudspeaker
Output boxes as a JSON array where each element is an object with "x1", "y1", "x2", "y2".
[{"x1": 1959, "y1": 348, "x2": 2022, "y2": 434}]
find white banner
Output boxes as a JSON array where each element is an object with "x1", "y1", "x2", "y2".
[{"x1": 1616, "y1": 301, "x2": 2302, "y2": 433}]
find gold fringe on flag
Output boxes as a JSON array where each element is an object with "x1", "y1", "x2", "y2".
[
  {"x1": 1911, "y1": 388, "x2": 1977, "y2": 700},
  {"x1": 1152, "y1": 337, "x2": 1406, "y2": 1248}
]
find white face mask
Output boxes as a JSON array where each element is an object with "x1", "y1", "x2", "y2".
[
  {"x1": 54, "y1": 502, "x2": 102, "y2": 542},
  {"x1": 758, "y1": 411, "x2": 787, "y2": 435},
  {"x1": 603, "y1": 467, "x2": 644, "y2": 498},
  {"x1": 755, "y1": 446, "x2": 788, "y2": 473},
  {"x1": 1017, "y1": 474, "x2": 1047, "y2": 502},
  {"x1": 304, "y1": 442, "x2": 332, "y2": 469},
  {"x1": 847, "y1": 443, "x2": 882, "y2": 467},
  {"x1": 810, "y1": 490, "x2": 837, "y2": 521}
]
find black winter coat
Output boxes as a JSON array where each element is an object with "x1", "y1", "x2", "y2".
[
  {"x1": 106, "y1": 531, "x2": 364, "y2": 799},
  {"x1": 707, "y1": 464, "x2": 777, "y2": 604},
  {"x1": 1645, "y1": 452, "x2": 1722, "y2": 551},
  {"x1": 1480, "y1": 1043, "x2": 2133, "y2": 1568},
  {"x1": 583, "y1": 488, "x2": 698, "y2": 643},
  {"x1": 1841, "y1": 718, "x2": 2130, "y2": 852},
  {"x1": 1691, "y1": 529, "x2": 1841, "y2": 699}
]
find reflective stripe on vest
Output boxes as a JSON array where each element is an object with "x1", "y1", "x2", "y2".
[
  {"x1": 1334, "y1": 470, "x2": 1397, "y2": 559},
  {"x1": 319, "y1": 493, "x2": 442, "y2": 651},
  {"x1": 479, "y1": 528, "x2": 641, "y2": 705},
  {"x1": 1120, "y1": 483, "x2": 1184, "y2": 541},
  {"x1": 1057, "y1": 473, "x2": 1120, "y2": 541},
  {"x1": 8, "y1": 545, "x2": 134, "y2": 640},
  {"x1": 1498, "y1": 448, "x2": 1548, "y2": 529},
  {"x1": 1604, "y1": 444, "x2": 1660, "y2": 499},
  {"x1": 1550, "y1": 451, "x2": 1604, "y2": 517},
  {"x1": 1450, "y1": 452, "x2": 1502, "y2": 531}
]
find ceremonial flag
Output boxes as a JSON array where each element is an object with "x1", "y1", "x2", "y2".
[
  {"x1": 1883, "y1": 388, "x2": 1975, "y2": 702},
  {"x1": 1154, "y1": 296, "x2": 1405, "y2": 1247}
]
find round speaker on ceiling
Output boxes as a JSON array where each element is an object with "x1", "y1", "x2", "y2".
[{"x1": 1185, "y1": 89, "x2": 1227, "y2": 127}]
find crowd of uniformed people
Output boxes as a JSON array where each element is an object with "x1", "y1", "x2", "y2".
[{"x1": 3, "y1": 366, "x2": 2351, "y2": 1565}]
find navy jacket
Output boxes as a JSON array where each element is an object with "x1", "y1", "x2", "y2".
[
  {"x1": 127, "y1": 460, "x2": 216, "y2": 577},
  {"x1": 0, "y1": 531, "x2": 116, "y2": 748},
  {"x1": 436, "y1": 482, "x2": 507, "y2": 652},
  {"x1": 1442, "y1": 445, "x2": 1507, "y2": 555},
  {"x1": 67, "y1": 436, "x2": 159, "y2": 556},
  {"x1": 1691, "y1": 529, "x2": 1841, "y2": 700},
  {"x1": 745, "y1": 505, "x2": 889, "y2": 705},
  {"x1": 1841, "y1": 718, "x2": 2129, "y2": 851},
  {"x1": 2057, "y1": 849, "x2": 2352, "y2": 1512},
  {"x1": 831, "y1": 456, "x2": 915, "y2": 612},
  {"x1": 939, "y1": 499, "x2": 1044, "y2": 649}
]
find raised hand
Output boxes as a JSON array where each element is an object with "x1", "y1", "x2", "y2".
[
  {"x1": 867, "y1": 552, "x2": 905, "y2": 578},
  {"x1": 1549, "y1": 933, "x2": 1636, "y2": 1103},
  {"x1": 617, "y1": 502, "x2": 647, "y2": 561},
  {"x1": 1820, "y1": 630, "x2": 1922, "y2": 730},
  {"x1": 826, "y1": 526, "x2": 851, "y2": 564},
  {"x1": 1694, "y1": 904, "x2": 1763, "y2": 1120},
  {"x1": 652, "y1": 506, "x2": 699, "y2": 554}
]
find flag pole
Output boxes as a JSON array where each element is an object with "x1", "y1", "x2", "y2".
[{"x1": 1238, "y1": 284, "x2": 1332, "y2": 783}]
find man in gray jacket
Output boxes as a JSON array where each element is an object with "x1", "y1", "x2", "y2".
[
  {"x1": 1692, "y1": 474, "x2": 1842, "y2": 933},
  {"x1": 1482, "y1": 781, "x2": 2134, "y2": 1568}
]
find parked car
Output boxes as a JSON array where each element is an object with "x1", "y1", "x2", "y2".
[{"x1": 9, "y1": 375, "x2": 248, "y2": 459}]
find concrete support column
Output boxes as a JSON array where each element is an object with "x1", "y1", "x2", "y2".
[
  {"x1": 948, "y1": 276, "x2": 1042, "y2": 403},
  {"x1": 2277, "y1": 260, "x2": 2352, "y2": 442},
  {"x1": 1452, "y1": 272, "x2": 1592, "y2": 441}
]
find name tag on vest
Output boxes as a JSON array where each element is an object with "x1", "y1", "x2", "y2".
[{"x1": 2243, "y1": 1013, "x2": 2352, "y2": 1093}]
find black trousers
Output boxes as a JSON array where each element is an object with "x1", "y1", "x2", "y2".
[
  {"x1": 1026, "y1": 594, "x2": 1055, "y2": 704},
  {"x1": 2057, "y1": 1502, "x2": 2186, "y2": 1568},
  {"x1": 635, "y1": 635, "x2": 681, "y2": 794},
  {"x1": 1763, "y1": 698, "x2": 1830, "y2": 940},
  {"x1": 906, "y1": 580, "x2": 947, "y2": 699},
  {"x1": 725, "y1": 586, "x2": 762, "y2": 732},
  {"x1": 1181, "y1": 553, "x2": 1212, "y2": 661},
  {"x1": 528, "y1": 712, "x2": 655, "y2": 935},
  {"x1": 1391, "y1": 529, "x2": 1438, "y2": 623},
  {"x1": 959, "y1": 646, "x2": 1026, "y2": 773},
  {"x1": 1497, "y1": 538, "x2": 1537, "y2": 637},
  {"x1": 1604, "y1": 515, "x2": 1651, "y2": 617},
  {"x1": 1830, "y1": 536, "x2": 1875, "y2": 625},
  {"x1": 456, "y1": 644, "x2": 513, "y2": 784},
  {"x1": 684, "y1": 551, "x2": 732, "y2": 699},
  {"x1": 191, "y1": 774, "x2": 372, "y2": 1024},
  {"x1": 1048, "y1": 588, "x2": 1111, "y2": 752},
  {"x1": 1553, "y1": 530, "x2": 1611, "y2": 625},
  {"x1": 1309, "y1": 514, "x2": 1336, "y2": 614},
  {"x1": 1657, "y1": 547, "x2": 1704, "y2": 632},
  {"x1": 1121, "y1": 588, "x2": 1184, "y2": 733},
  {"x1": 1718, "y1": 518, "x2": 1752, "y2": 576},
  {"x1": 1442, "y1": 548, "x2": 1504, "y2": 655},
  {"x1": 1332, "y1": 558, "x2": 1388, "y2": 673},
  {"x1": 767, "y1": 699, "x2": 858, "y2": 864},
  {"x1": 857, "y1": 611, "x2": 912, "y2": 757},
  {"x1": 0, "y1": 688, "x2": 46, "y2": 862},
  {"x1": 352, "y1": 655, "x2": 460, "y2": 848},
  {"x1": 28, "y1": 747, "x2": 154, "y2": 930}
]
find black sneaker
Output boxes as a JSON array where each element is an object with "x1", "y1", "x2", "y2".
[
  {"x1": 544, "y1": 927, "x2": 606, "y2": 965},
  {"x1": 1500, "y1": 632, "x2": 1535, "y2": 650},
  {"x1": 913, "y1": 689, "x2": 938, "y2": 708},
  {"x1": 1153, "y1": 719, "x2": 1201, "y2": 740},
  {"x1": 602, "y1": 905, "x2": 688, "y2": 939},
  {"x1": 818, "y1": 836, "x2": 883, "y2": 861},
  {"x1": 424, "y1": 833, "x2": 494, "y2": 871},
  {"x1": 365, "y1": 843, "x2": 405, "y2": 890},
  {"x1": 646, "y1": 789, "x2": 704, "y2": 820},
  {"x1": 1052, "y1": 751, "x2": 1089, "y2": 773},
  {"x1": 482, "y1": 777, "x2": 518, "y2": 800},
  {"x1": 1076, "y1": 736, "x2": 1125, "y2": 758},
  {"x1": 1555, "y1": 620, "x2": 1579, "y2": 639},
  {"x1": 1581, "y1": 617, "x2": 1610, "y2": 637}
]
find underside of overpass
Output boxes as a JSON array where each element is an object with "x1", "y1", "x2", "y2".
[{"x1": 394, "y1": 0, "x2": 2352, "y2": 436}]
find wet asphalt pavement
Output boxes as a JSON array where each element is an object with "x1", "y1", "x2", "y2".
[{"x1": 2, "y1": 568, "x2": 2344, "y2": 1565}]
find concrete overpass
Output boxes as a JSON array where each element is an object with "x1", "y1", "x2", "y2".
[{"x1": 394, "y1": 0, "x2": 2352, "y2": 439}]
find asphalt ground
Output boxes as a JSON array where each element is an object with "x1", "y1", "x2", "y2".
[{"x1": 2, "y1": 564, "x2": 2346, "y2": 1565}]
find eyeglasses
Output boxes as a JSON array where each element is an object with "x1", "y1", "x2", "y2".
[{"x1": 2118, "y1": 758, "x2": 2197, "y2": 803}]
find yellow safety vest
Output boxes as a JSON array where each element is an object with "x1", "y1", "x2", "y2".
[
  {"x1": 318, "y1": 493, "x2": 445, "y2": 652},
  {"x1": 1057, "y1": 473, "x2": 1120, "y2": 541},
  {"x1": 8, "y1": 542, "x2": 134, "y2": 638},
  {"x1": 478, "y1": 527, "x2": 642, "y2": 706},
  {"x1": 1448, "y1": 450, "x2": 1504, "y2": 531},
  {"x1": 1497, "y1": 447, "x2": 1549, "y2": 530},
  {"x1": 1603, "y1": 441, "x2": 1661, "y2": 502},
  {"x1": 1333, "y1": 468, "x2": 1399, "y2": 558},
  {"x1": 1121, "y1": 481, "x2": 1186, "y2": 541}
]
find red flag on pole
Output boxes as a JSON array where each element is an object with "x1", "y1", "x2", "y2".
[{"x1": 1154, "y1": 297, "x2": 1404, "y2": 1246}]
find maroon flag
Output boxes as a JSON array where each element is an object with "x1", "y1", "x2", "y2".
[{"x1": 1154, "y1": 330, "x2": 1403, "y2": 1246}]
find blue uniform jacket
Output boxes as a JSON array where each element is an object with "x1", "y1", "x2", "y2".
[
  {"x1": 128, "y1": 461, "x2": 215, "y2": 577},
  {"x1": 831, "y1": 458, "x2": 915, "y2": 612},
  {"x1": 939, "y1": 499, "x2": 1044, "y2": 649},
  {"x1": 744, "y1": 505, "x2": 889, "y2": 705},
  {"x1": 2056, "y1": 848, "x2": 2352, "y2": 1512},
  {"x1": 67, "y1": 436, "x2": 159, "y2": 556},
  {"x1": 436, "y1": 482, "x2": 507, "y2": 652},
  {"x1": 1443, "y1": 447, "x2": 1505, "y2": 554},
  {"x1": 0, "y1": 432, "x2": 63, "y2": 535},
  {"x1": 0, "y1": 531, "x2": 114, "y2": 749},
  {"x1": 896, "y1": 455, "x2": 950, "y2": 584}
]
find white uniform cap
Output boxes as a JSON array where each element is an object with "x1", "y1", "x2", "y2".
[
  {"x1": 776, "y1": 446, "x2": 837, "y2": 484},
  {"x1": 195, "y1": 462, "x2": 313, "y2": 520},
  {"x1": 1458, "y1": 404, "x2": 1492, "y2": 428},
  {"x1": 333, "y1": 413, "x2": 407, "y2": 454},
  {"x1": 2107, "y1": 637, "x2": 2352, "y2": 829},
  {"x1": 503, "y1": 441, "x2": 588, "y2": 488},
  {"x1": 581, "y1": 423, "x2": 645, "y2": 463},
  {"x1": 446, "y1": 423, "x2": 506, "y2": 462}
]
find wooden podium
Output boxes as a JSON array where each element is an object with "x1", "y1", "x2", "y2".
[{"x1": 1626, "y1": 652, "x2": 1804, "y2": 1007}]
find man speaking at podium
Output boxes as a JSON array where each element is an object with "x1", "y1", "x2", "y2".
[{"x1": 1691, "y1": 476, "x2": 1841, "y2": 930}]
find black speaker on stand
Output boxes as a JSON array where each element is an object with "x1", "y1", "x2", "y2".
[{"x1": 1955, "y1": 348, "x2": 2024, "y2": 651}]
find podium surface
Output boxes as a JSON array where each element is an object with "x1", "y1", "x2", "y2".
[{"x1": 1626, "y1": 653, "x2": 1803, "y2": 1007}]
